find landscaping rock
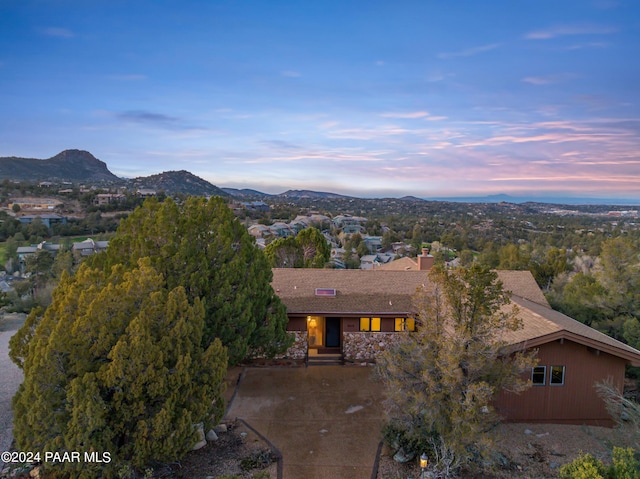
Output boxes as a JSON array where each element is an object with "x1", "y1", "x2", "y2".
[
  {"x1": 214, "y1": 423, "x2": 228, "y2": 434},
  {"x1": 393, "y1": 447, "x2": 416, "y2": 463}
]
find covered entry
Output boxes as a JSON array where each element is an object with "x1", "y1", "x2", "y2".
[{"x1": 307, "y1": 316, "x2": 341, "y2": 352}]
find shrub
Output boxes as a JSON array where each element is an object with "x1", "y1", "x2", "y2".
[
  {"x1": 611, "y1": 447, "x2": 640, "y2": 479},
  {"x1": 558, "y1": 453, "x2": 607, "y2": 479}
]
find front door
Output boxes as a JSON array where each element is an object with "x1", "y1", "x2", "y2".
[{"x1": 325, "y1": 317, "x2": 341, "y2": 348}]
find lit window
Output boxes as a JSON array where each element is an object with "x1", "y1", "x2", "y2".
[
  {"x1": 531, "y1": 366, "x2": 546, "y2": 385},
  {"x1": 360, "y1": 317, "x2": 381, "y2": 332},
  {"x1": 550, "y1": 366, "x2": 565, "y2": 385},
  {"x1": 395, "y1": 317, "x2": 416, "y2": 332},
  {"x1": 371, "y1": 317, "x2": 381, "y2": 331}
]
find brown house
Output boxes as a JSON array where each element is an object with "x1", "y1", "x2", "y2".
[{"x1": 271, "y1": 266, "x2": 640, "y2": 426}]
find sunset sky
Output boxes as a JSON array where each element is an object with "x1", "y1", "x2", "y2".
[{"x1": 1, "y1": 0, "x2": 639, "y2": 200}]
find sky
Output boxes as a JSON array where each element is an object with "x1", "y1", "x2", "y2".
[{"x1": 1, "y1": 0, "x2": 639, "y2": 200}]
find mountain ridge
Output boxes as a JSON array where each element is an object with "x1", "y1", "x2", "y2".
[
  {"x1": 130, "y1": 170, "x2": 229, "y2": 197},
  {"x1": 0, "y1": 149, "x2": 120, "y2": 183},
  {"x1": 2, "y1": 150, "x2": 639, "y2": 206}
]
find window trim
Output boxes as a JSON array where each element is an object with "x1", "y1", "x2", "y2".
[{"x1": 531, "y1": 366, "x2": 546, "y2": 386}]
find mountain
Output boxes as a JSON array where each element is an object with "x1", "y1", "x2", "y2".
[
  {"x1": 277, "y1": 189, "x2": 354, "y2": 199},
  {"x1": 129, "y1": 170, "x2": 229, "y2": 197},
  {"x1": 0, "y1": 149, "x2": 121, "y2": 182}
]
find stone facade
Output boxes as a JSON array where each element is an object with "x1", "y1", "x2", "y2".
[
  {"x1": 343, "y1": 332, "x2": 405, "y2": 362},
  {"x1": 276, "y1": 330, "x2": 308, "y2": 360}
]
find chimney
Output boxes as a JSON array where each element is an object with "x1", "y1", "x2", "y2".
[{"x1": 417, "y1": 248, "x2": 434, "y2": 271}]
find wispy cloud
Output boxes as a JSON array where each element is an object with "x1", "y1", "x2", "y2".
[
  {"x1": 522, "y1": 73, "x2": 577, "y2": 85},
  {"x1": 437, "y1": 43, "x2": 500, "y2": 59},
  {"x1": 379, "y1": 111, "x2": 430, "y2": 119},
  {"x1": 281, "y1": 70, "x2": 301, "y2": 78},
  {"x1": 118, "y1": 110, "x2": 179, "y2": 125},
  {"x1": 40, "y1": 27, "x2": 74, "y2": 38},
  {"x1": 525, "y1": 24, "x2": 618, "y2": 40}
]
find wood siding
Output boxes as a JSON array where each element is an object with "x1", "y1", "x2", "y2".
[
  {"x1": 495, "y1": 339, "x2": 626, "y2": 426},
  {"x1": 286, "y1": 317, "x2": 307, "y2": 332}
]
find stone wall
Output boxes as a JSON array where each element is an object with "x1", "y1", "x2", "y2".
[
  {"x1": 276, "y1": 330, "x2": 308, "y2": 360},
  {"x1": 343, "y1": 332, "x2": 405, "y2": 362}
]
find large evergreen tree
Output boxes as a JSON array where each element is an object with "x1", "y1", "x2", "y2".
[
  {"x1": 87, "y1": 196, "x2": 292, "y2": 364},
  {"x1": 12, "y1": 259, "x2": 227, "y2": 478},
  {"x1": 376, "y1": 264, "x2": 535, "y2": 474}
]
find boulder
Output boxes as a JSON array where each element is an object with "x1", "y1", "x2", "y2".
[{"x1": 393, "y1": 447, "x2": 416, "y2": 463}]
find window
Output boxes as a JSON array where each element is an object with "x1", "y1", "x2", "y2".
[
  {"x1": 394, "y1": 317, "x2": 416, "y2": 332},
  {"x1": 550, "y1": 366, "x2": 565, "y2": 385},
  {"x1": 359, "y1": 317, "x2": 381, "y2": 332},
  {"x1": 531, "y1": 366, "x2": 546, "y2": 385}
]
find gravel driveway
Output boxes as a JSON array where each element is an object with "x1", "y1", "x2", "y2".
[{"x1": 0, "y1": 313, "x2": 25, "y2": 470}]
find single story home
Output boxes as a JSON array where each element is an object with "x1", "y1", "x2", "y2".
[{"x1": 271, "y1": 258, "x2": 640, "y2": 426}]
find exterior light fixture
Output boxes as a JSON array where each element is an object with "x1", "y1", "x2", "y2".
[{"x1": 420, "y1": 453, "x2": 428, "y2": 479}]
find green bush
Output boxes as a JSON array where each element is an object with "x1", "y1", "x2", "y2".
[
  {"x1": 559, "y1": 448, "x2": 640, "y2": 479},
  {"x1": 559, "y1": 453, "x2": 607, "y2": 479},
  {"x1": 611, "y1": 447, "x2": 640, "y2": 479}
]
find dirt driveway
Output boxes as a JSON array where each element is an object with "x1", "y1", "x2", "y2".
[{"x1": 225, "y1": 366, "x2": 385, "y2": 479}]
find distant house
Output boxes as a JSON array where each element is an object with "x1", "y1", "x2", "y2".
[
  {"x1": 248, "y1": 224, "x2": 273, "y2": 239},
  {"x1": 136, "y1": 189, "x2": 157, "y2": 198},
  {"x1": 269, "y1": 222, "x2": 294, "y2": 238},
  {"x1": 9, "y1": 198, "x2": 63, "y2": 210},
  {"x1": 16, "y1": 241, "x2": 62, "y2": 272},
  {"x1": 94, "y1": 193, "x2": 126, "y2": 205},
  {"x1": 72, "y1": 238, "x2": 109, "y2": 257},
  {"x1": 359, "y1": 253, "x2": 395, "y2": 270},
  {"x1": 240, "y1": 201, "x2": 270, "y2": 213},
  {"x1": 271, "y1": 253, "x2": 640, "y2": 426},
  {"x1": 18, "y1": 214, "x2": 67, "y2": 228}
]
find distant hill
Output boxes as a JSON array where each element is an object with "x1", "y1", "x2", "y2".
[
  {"x1": 222, "y1": 187, "x2": 273, "y2": 198},
  {"x1": 426, "y1": 193, "x2": 640, "y2": 206},
  {"x1": 130, "y1": 170, "x2": 229, "y2": 197},
  {"x1": 277, "y1": 189, "x2": 354, "y2": 199},
  {"x1": 0, "y1": 149, "x2": 121, "y2": 183}
]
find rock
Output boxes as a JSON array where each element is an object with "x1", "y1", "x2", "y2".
[
  {"x1": 192, "y1": 423, "x2": 207, "y2": 450},
  {"x1": 213, "y1": 423, "x2": 228, "y2": 434},
  {"x1": 492, "y1": 452, "x2": 510, "y2": 467},
  {"x1": 192, "y1": 439, "x2": 207, "y2": 450},
  {"x1": 524, "y1": 429, "x2": 533, "y2": 435},
  {"x1": 29, "y1": 466, "x2": 42, "y2": 478},
  {"x1": 393, "y1": 447, "x2": 416, "y2": 463},
  {"x1": 549, "y1": 462, "x2": 561, "y2": 469},
  {"x1": 206, "y1": 429, "x2": 219, "y2": 441}
]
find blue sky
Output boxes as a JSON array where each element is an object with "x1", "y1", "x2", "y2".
[{"x1": 1, "y1": 0, "x2": 639, "y2": 199}]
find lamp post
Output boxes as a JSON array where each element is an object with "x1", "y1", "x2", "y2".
[{"x1": 420, "y1": 452, "x2": 428, "y2": 479}]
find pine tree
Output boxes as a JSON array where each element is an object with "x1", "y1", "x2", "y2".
[
  {"x1": 88, "y1": 196, "x2": 292, "y2": 365},
  {"x1": 12, "y1": 259, "x2": 227, "y2": 478},
  {"x1": 376, "y1": 264, "x2": 536, "y2": 473}
]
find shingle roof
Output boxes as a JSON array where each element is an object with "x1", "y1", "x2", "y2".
[
  {"x1": 504, "y1": 295, "x2": 640, "y2": 365},
  {"x1": 271, "y1": 268, "x2": 640, "y2": 365},
  {"x1": 375, "y1": 256, "x2": 419, "y2": 271},
  {"x1": 272, "y1": 268, "x2": 548, "y2": 312}
]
